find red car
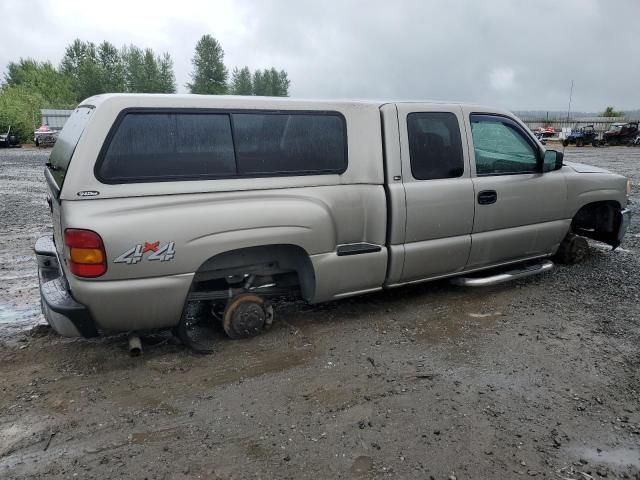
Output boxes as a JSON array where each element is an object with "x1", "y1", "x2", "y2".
[{"x1": 534, "y1": 125, "x2": 556, "y2": 138}]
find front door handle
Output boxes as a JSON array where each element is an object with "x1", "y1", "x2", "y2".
[{"x1": 477, "y1": 190, "x2": 497, "y2": 205}]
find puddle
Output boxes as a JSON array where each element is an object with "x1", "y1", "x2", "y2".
[
  {"x1": 414, "y1": 308, "x2": 503, "y2": 343},
  {"x1": 129, "y1": 427, "x2": 181, "y2": 445},
  {"x1": 110, "y1": 347, "x2": 315, "y2": 412},
  {"x1": 468, "y1": 312, "x2": 501, "y2": 318},
  {"x1": 573, "y1": 447, "x2": 640, "y2": 468},
  {"x1": 350, "y1": 455, "x2": 373, "y2": 474},
  {"x1": 0, "y1": 304, "x2": 40, "y2": 325},
  {"x1": 196, "y1": 347, "x2": 314, "y2": 387},
  {"x1": 0, "y1": 273, "x2": 37, "y2": 281}
]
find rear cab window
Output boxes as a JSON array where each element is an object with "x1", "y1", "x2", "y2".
[
  {"x1": 96, "y1": 110, "x2": 347, "y2": 183},
  {"x1": 47, "y1": 106, "x2": 94, "y2": 190},
  {"x1": 407, "y1": 112, "x2": 464, "y2": 180}
]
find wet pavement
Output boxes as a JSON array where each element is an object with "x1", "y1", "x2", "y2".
[{"x1": 0, "y1": 145, "x2": 639, "y2": 479}]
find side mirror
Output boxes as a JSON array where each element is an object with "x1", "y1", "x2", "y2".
[{"x1": 542, "y1": 150, "x2": 564, "y2": 172}]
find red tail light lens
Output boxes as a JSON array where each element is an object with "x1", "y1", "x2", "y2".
[{"x1": 64, "y1": 229, "x2": 107, "y2": 278}]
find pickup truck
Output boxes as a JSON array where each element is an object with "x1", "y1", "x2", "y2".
[{"x1": 35, "y1": 94, "x2": 632, "y2": 351}]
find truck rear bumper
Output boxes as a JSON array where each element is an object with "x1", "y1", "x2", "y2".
[{"x1": 35, "y1": 235, "x2": 99, "y2": 338}]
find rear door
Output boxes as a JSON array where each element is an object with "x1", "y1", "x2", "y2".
[
  {"x1": 463, "y1": 109, "x2": 568, "y2": 269},
  {"x1": 394, "y1": 103, "x2": 475, "y2": 283}
]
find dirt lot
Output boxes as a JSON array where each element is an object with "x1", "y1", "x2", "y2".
[{"x1": 1, "y1": 146, "x2": 639, "y2": 480}]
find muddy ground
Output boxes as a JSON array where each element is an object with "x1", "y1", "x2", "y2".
[{"x1": 0, "y1": 146, "x2": 639, "y2": 480}]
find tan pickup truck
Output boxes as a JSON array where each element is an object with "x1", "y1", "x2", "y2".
[{"x1": 35, "y1": 94, "x2": 632, "y2": 350}]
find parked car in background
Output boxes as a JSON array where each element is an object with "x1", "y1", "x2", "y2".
[
  {"x1": 533, "y1": 131, "x2": 547, "y2": 145},
  {"x1": 534, "y1": 125, "x2": 555, "y2": 138},
  {"x1": 562, "y1": 125, "x2": 598, "y2": 147},
  {"x1": 0, "y1": 126, "x2": 20, "y2": 148},
  {"x1": 601, "y1": 121, "x2": 639, "y2": 146},
  {"x1": 34, "y1": 124, "x2": 58, "y2": 147},
  {"x1": 35, "y1": 95, "x2": 632, "y2": 352}
]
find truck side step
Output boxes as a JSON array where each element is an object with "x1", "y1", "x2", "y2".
[{"x1": 450, "y1": 260, "x2": 554, "y2": 287}]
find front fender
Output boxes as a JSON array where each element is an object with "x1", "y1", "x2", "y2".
[{"x1": 564, "y1": 170, "x2": 628, "y2": 218}]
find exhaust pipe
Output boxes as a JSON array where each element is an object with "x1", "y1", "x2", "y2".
[{"x1": 128, "y1": 334, "x2": 142, "y2": 356}]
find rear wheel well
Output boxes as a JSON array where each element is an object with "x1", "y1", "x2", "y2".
[
  {"x1": 192, "y1": 244, "x2": 315, "y2": 301},
  {"x1": 571, "y1": 200, "x2": 622, "y2": 246}
]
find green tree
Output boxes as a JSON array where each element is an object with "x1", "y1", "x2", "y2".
[
  {"x1": 76, "y1": 55, "x2": 104, "y2": 100},
  {"x1": 122, "y1": 46, "x2": 175, "y2": 93},
  {"x1": 122, "y1": 45, "x2": 145, "y2": 92},
  {"x1": 601, "y1": 106, "x2": 623, "y2": 118},
  {"x1": 4, "y1": 58, "x2": 75, "y2": 106},
  {"x1": 142, "y1": 48, "x2": 161, "y2": 92},
  {"x1": 61, "y1": 39, "x2": 176, "y2": 97},
  {"x1": 0, "y1": 85, "x2": 45, "y2": 141},
  {"x1": 229, "y1": 66, "x2": 253, "y2": 95},
  {"x1": 265, "y1": 68, "x2": 289, "y2": 96},
  {"x1": 188, "y1": 34, "x2": 228, "y2": 94},
  {"x1": 0, "y1": 38, "x2": 181, "y2": 142},
  {"x1": 276, "y1": 69, "x2": 290, "y2": 96},
  {"x1": 60, "y1": 39, "x2": 91, "y2": 80},
  {"x1": 262, "y1": 68, "x2": 276, "y2": 96},
  {"x1": 158, "y1": 53, "x2": 177, "y2": 93},
  {"x1": 98, "y1": 41, "x2": 126, "y2": 92},
  {"x1": 252, "y1": 69, "x2": 267, "y2": 96},
  {"x1": 60, "y1": 39, "x2": 104, "y2": 101},
  {"x1": 250, "y1": 68, "x2": 290, "y2": 96}
]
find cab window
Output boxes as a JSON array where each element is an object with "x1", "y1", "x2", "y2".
[
  {"x1": 470, "y1": 115, "x2": 538, "y2": 176},
  {"x1": 407, "y1": 112, "x2": 464, "y2": 180}
]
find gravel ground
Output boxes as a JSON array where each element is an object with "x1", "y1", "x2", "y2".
[{"x1": 0, "y1": 145, "x2": 639, "y2": 479}]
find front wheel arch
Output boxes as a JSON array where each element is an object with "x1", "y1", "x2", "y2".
[{"x1": 570, "y1": 200, "x2": 623, "y2": 248}]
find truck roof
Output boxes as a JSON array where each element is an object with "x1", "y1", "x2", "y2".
[{"x1": 79, "y1": 93, "x2": 498, "y2": 112}]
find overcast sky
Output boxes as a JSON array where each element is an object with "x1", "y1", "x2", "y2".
[{"x1": 0, "y1": 0, "x2": 638, "y2": 111}]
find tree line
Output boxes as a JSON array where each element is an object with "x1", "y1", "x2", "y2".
[
  {"x1": 188, "y1": 35, "x2": 290, "y2": 96},
  {"x1": 0, "y1": 34, "x2": 291, "y2": 141},
  {"x1": 600, "y1": 106, "x2": 624, "y2": 118}
]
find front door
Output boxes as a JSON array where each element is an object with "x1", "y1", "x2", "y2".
[
  {"x1": 396, "y1": 104, "x2": 475, "y2": 283},
  {"x1": 463, "y1": 110, "x2": 568, "y2": 269}
]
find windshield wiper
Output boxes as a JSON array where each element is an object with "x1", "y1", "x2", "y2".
[{"x1": 45, "y1": 162, "x2": 59, "y2": 171}]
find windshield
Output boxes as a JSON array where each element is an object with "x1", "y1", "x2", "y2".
[
  {"x1": 609, "y1": 124, "x2": 623, "y2": 132},
  {"x1": 48, "y1": 106, "x2": 93, "y2": 189}
]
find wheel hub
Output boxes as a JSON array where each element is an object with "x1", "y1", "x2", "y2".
[
  {"x1": 223, "y1": 294, "x2": 272, "y2": 339},
  {"x1": 231, "y1": 302, "x2": 265, "y2": 337}
]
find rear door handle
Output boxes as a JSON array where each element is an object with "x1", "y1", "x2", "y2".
[{"x1": 477, "y1": 190, "x2": 497, "y2": 205}]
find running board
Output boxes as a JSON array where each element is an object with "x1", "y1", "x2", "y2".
[{"x1": 450, "y1": 260, "x2": 554, "y2": 287}]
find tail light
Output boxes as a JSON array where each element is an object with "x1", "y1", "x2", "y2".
[{"x1": 64, "y1": 229, "x2": 107, "y2": 278}]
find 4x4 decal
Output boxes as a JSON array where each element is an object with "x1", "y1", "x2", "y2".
[{"x1": 114, "y1": 241, "x2": 176, "y2": 264}]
